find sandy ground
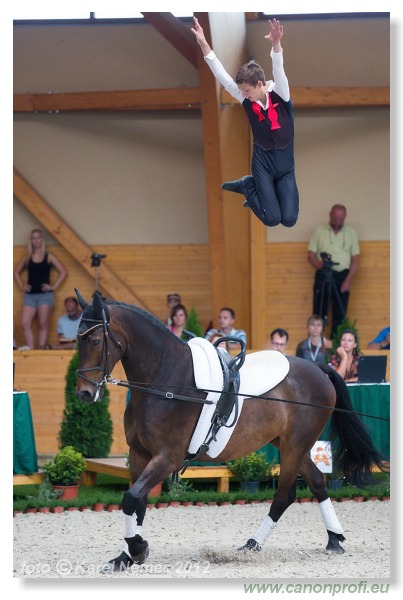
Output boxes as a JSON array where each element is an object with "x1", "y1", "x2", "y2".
[{"x1": 13, "y1": 501, "x2": 390, "y2": 580}]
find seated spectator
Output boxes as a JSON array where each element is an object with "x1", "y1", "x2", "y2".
[
  {"x1": 168, "y1": 303, "x2": 188, "y2": 338},
  {"x1": 368, "y1": 326, "x2": 390, "y2": 350},
  {"x1": 295, "y1": 314, "x2": 332, "y2": 363},
  {"x1": 329, "y1": 328, "x2": 363, "y2": 383},
  {"x1": 166, "y1": 292, "x2": 181, "y2": 326},
  {"x1": 268, "y1": 328, "x2": 289, "y2": 354},
  {"x1": 57, "y1": 297, "x2": 82, "y2": 348},
  {"x1": 207, "y1": 332, "x2": 230, "y2": 352},
  {"x1": 204, "y1": 307, "x2": 246, "y2": 349}
]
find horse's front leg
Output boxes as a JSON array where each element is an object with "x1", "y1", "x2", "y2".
[
  {"x1": 238, "y1": 442, "x2": 306, "y2": 553},
  {"x1": 104, "y1": 450, "x2": 176, "y2": 572}
]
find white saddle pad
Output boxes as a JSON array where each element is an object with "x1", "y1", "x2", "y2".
[{"x1": 188, "y1": 339, "x2": 289, "y2": 458}]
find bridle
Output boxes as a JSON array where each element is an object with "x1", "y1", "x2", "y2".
[{"x1": 76, "y1": 308, "x2": 122, "y2": 400}]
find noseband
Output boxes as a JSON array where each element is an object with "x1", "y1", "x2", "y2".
[{"x1": 76, "y1": 308, "x2": 122, "y2": 400}]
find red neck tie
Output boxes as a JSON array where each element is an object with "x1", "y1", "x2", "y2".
[
  {"x1": 251, "y1": 102, "x2": 265, "y2": 122},
  {"x1": 268, "y1": 93, "x2": 281, "y2": 130}
]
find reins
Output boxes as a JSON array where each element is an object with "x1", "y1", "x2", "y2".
[{"x1": 105, "y1": 376, "x2": 390, "y2": 422}]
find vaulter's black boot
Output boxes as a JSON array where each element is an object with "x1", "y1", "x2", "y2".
[{"x1": 221, "y1": 175, "x2": 254, "y2": 195}]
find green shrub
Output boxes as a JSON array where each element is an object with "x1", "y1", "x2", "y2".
[
  {"x1": 184, "y1": 306, "x2": 204, "y2": 338},
  {"x1": 227, "y1": 452, "x2": 275, "y2": 482},
  {"x1": 43, "y1": 446, "x2": 86, "y2": 485},
  {"x1": 58, "y1": 351, "x2": 113, "y2": 457}
]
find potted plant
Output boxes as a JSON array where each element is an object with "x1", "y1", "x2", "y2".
[
  {"x1": 43, "y1": 446, "x2": 86, "y2": 501},
  {"x1": 227, "y1": 452, "x2": 274, "y2": 492}
]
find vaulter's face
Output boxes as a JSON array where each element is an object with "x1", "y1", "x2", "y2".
[{"x1": 238, "y1": 82, "x2": 264, "y2": 103}]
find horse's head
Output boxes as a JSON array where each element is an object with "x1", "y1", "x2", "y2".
[{"x1": 75, "y1": 288, "x2": 123, "y2": 404}]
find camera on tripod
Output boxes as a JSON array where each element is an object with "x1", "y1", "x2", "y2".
[
  {"x1": 91, "y1": 253, "x2": 107, "y2": 267},
  {"x1": 320, "y1": 252, "x2": 339, "y2": 269}
]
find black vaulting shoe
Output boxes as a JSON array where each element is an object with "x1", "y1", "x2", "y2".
[{"x1": 221, "y1": 175, "x2": 253, "y2": 195}]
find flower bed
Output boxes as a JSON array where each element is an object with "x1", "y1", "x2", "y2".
[{"x1": 14, "y1": 473, "x2": 390, "y2": 514}]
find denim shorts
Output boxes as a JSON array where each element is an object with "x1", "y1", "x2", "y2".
[{"x1": 23, "y1": 292, "x2": 54, "y2": 308}]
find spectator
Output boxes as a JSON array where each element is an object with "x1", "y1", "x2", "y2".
[
  {"x1": 308, "y1": 204, "x2": 360, "y2": 338},
  {"x1": 368, "y1": 326, "x2": 390, "y2": 350},
  {"x1": 205, "y1": 307, "x2": 247, "y2": 349},
  {"x1": 295, "y1": 315, "x2": 332, "y2": 363},
  {"x1": 13, "y1": 228, "x2": 67, "y2": 349},
  {"x1": 207, "y1": 332, "x2": 230, "y2": 352},
  {"x1": 269, "y1": 328, "x2": 289, "y2": 354},
  {"x1": 57, "y1": 297, "x2": 82, "y2": 348},
  {"x1": 330, "y1": 328, "x2": 363, "y2": 383},
  {"x1": 168, "y1": 304, "x2": 188, "y2": 338},
  {"x1": 166, "y1": 292, "x2": 181, "y2": 326}
]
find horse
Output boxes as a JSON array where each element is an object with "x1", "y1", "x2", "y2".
[{"x1": 75, "y1": 290, "x2": 387, "y2": 572}]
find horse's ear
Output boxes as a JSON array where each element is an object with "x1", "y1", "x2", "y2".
[
  {"x1": 92, "y1": 291, "x2": 110, "y2": 322},
  {"x1": 75, "y1": 288, "x2": 89, "y2": 310}
]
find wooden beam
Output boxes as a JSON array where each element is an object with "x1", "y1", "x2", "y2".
[
  {"x1": 193, "y1": 13, "x2": 227, "y2": 319},
  {"x1": 250, "y1": 215, "x2": 268, "y2": 350},
  {"x1": 13, "y1": 85, "x2": 389, "y2": 114},
  {"x1": 13, "y1": 169, "x2": 150, "y2": 309},
  {"x1": 141, "y1": 12, "x2": 198, "y2": 68},
  {"x1": 222, "y1": 87, "x2": 390, "y2": 108},
  {"x1": 13, "y1": 88, "x2": 201, "y2": 113},
  {"x1": 200, "y1": 12, "x2": 252, "y2": 340}
]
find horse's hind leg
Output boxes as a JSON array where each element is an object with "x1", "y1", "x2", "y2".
[{"x1": 298, "y1": 455, "x2": 345, "y2": 553}]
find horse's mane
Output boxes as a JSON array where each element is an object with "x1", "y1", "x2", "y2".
[{"x1": 106, "y1": 299, "x2": 188, "y2": 345}]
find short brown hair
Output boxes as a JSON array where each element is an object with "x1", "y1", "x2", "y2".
[{"x1": 235, "y1": 61, "x2": 266, "y2": 87}]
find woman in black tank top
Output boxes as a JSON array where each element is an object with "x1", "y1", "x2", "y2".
[{"x1": 14, "y1": 229, "x2": 67, "y2": 349}]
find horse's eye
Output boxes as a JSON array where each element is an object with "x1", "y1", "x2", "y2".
[{"x1": 90, "y1": 338, "x2": 101, "y2": 347}]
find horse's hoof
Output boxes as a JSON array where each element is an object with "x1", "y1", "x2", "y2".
[
  {"x1": 102, "y1": 551, "x2": 134, "y2": 573},
  {"x1": 237, "y1": 538, "x2": 262, "y2": 552},
  {"x1": 326, "y1": 530, "x2": 346, "y2": 554},
  {"x1": 124, "y1": 534, "x2": 150, "y2": 564}
]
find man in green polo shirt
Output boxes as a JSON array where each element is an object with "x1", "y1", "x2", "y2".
[{"x1": 307, "y1": 204, "x2": 360, "y2": 338}]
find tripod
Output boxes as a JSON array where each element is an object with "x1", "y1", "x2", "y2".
[
  {"x1": 91, "y1": 253, "x2": 106, "y2": 294},
  {"x1": 314, "y1": 261, "x2": 346, "y2": 331}
]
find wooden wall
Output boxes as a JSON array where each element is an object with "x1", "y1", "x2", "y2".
[
  {"x1": 13, "y1": 350, "x2": 128, "y2": 455},
  {"x1": 13, "y1": 244, "x2": 212, "y2": 349},
  {"x1": 13, "y1": 240, "x2": 390, "y2": 351},
  {"x1": 266, "y1": 240, "x2": 390, "y2": 349}
]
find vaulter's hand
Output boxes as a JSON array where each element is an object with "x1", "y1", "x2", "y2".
[
  {"x1": 191, "y1": 17, "x2": 205, "y2": 44},
  {"x1": 191, "y1": 16, "x2": 212, "y2": 56},
  {"x1": 265, "y1": 18, "x2": 283, "y2": 48}
]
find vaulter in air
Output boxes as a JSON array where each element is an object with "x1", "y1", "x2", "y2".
[{"x1": 192, "y1": 16, "x2": 299, "y2": 228}]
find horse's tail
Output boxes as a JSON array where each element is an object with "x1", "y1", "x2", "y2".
[{"x1": 318, "y1": 364, "x2": 389, "y2": 487}]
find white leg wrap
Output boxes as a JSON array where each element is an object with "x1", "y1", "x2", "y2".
[
  {"x1": 251, "y1": 515, "x2": 276, "y2": 546},
  {"x1": 123, "y1": 512, "x2": 143, "y2": 539},
  {"x1": 319, "y1": 498, "x2": 344, "y2": 535}
]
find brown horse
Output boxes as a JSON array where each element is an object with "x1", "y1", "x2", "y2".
[{"x1": 75, "y1": 291, "x2": 387, "y2": 573}]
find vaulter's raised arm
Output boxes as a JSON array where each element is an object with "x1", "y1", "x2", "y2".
[
  {"x1": 191, "y1": 16, "x2": 244, "y2": 104},
  {"x1": 270, "y1": 48, "x2": 290, "y2": 102}
]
